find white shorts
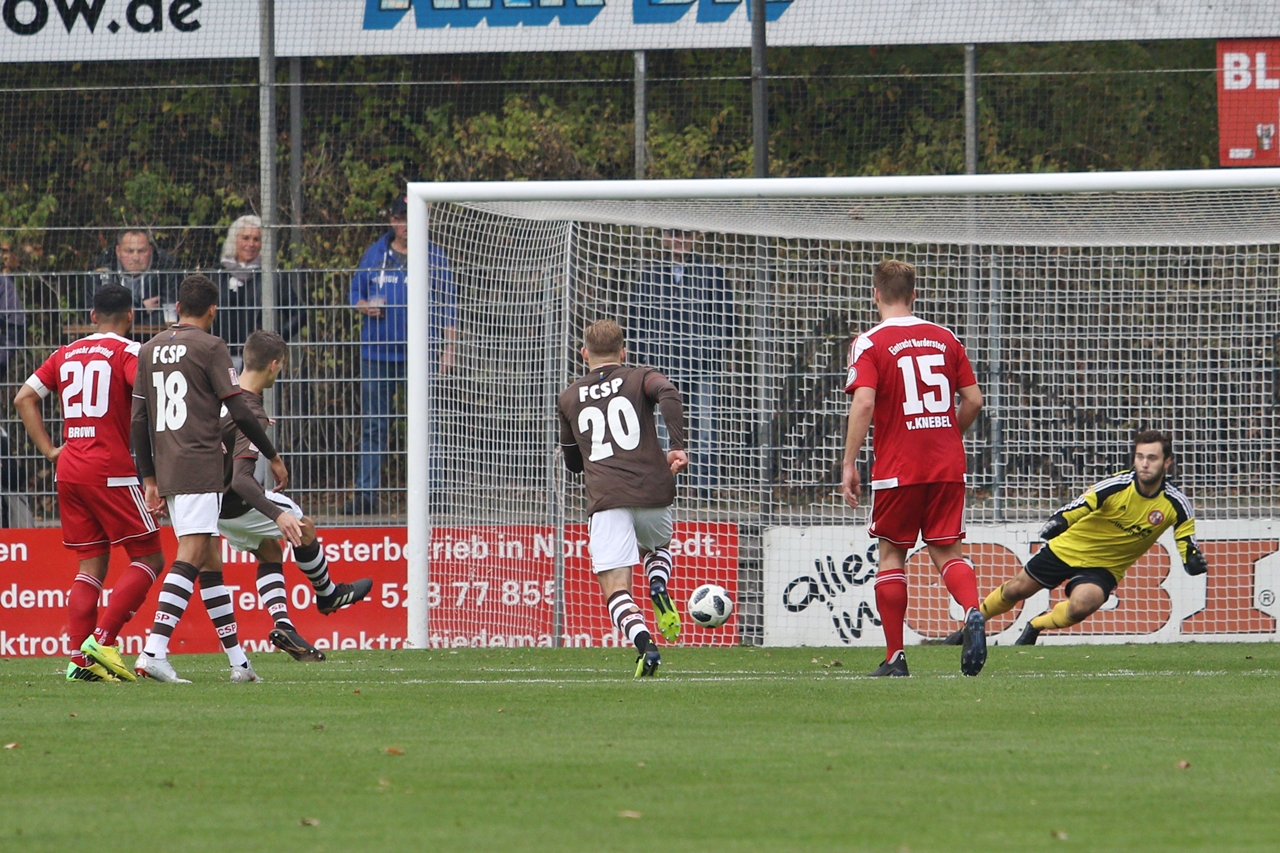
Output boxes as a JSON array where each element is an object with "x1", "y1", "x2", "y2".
[
  {"x1": 587, "y1": 506, "x2": 673, "y2": 574},
  {"x1": 218, "y1": 491, "x2": 305, "y2": 553},
  {"x1": 166, "y1": 493, "x2": 223, "y2": 538}
]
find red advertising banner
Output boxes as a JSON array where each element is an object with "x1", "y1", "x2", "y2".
[
  {"x1": 422, "y1": 523, "x2": 739, "y2": 649},
  {"x1": 1217, "y1": 39, "x2": 1280, "y2": 166},
  {"x1": 0, "y1": 523, "x2": 739, "y2": 658}
]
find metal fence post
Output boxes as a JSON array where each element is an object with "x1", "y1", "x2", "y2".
[
  {"x1": 634, "y1": 50, "x2": 647, "y2": 180},
  {"x1": 964, "y1": 44, "x2": 978, "y2": 176},
  {"x1": 289, "y1": 56, "x2": 304, "y2": 258},
  {"x1": 259, "y1": 0, "x2": 277, "y2": 335},
  {"x1": 989, "y1": 254, "x2": 1004, "y2": 520},
  {"x1": 258, "y1": 0, "x2": 278, "y2": 429},
  {"x1": 751, "y1": 0, "x2": 768, "y2": 178}
]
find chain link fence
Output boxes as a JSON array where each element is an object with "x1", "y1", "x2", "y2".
[{"x1": 0, "y1": 45, "x2": 1232, "y2": 525}]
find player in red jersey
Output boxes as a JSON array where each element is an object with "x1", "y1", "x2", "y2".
[
  {"x1": 841, "y1": 260, "x2": 987, "y2": 677},
  {"x1": 14, "y1": 284, "x2": 164, "y2": 682}
]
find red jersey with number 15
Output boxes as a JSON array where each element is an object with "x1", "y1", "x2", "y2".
[
  {"x1": 845, "y1": 316, "x2": 976, "y2": 488},
  {"x1": 26, "y1": 332, "x2": 141, "y2": 486}
]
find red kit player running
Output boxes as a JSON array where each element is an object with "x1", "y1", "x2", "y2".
[
  {"x1": 841, "y1": 260, "x2": 987, "y2": 677},
  {"x1": 14, "y1": 284, "x2": 164, "y2": 682}
]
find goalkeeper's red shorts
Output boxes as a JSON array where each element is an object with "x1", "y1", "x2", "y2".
[{"x1": 868, "y1": 481, "x2": 966, "y2": 548}]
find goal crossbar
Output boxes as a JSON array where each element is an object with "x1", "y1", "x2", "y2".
[{"x1": 407, "y1": 168, "x2": 1280, "y2": 203}]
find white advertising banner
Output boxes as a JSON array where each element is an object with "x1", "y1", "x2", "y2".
[
  {"x1": 763, "y1": 521, "x2": 1280, "y2": 647},
  {"x1": 1, "y1": 0, "x2": 1276, "y2": 63}
]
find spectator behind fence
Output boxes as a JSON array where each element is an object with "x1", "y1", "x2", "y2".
[
  {"x1": 0, "y1": 238, "x2": 29, "y2": 527},
  {"x1": 85, "y1": 229, "x2": 181, "y2": 325},
  {"x1": 0, "y1": 239, "x2": 26, "y2": 374},
  {"x1": 626, "y1": 229, "x2": 734, "y2": 499},
  {"x1": 215, "y1": 214, "x2": 302, "y2": 367},
  {"x1": 344, "y1": 195, "x2": 456, "y2": 516}
]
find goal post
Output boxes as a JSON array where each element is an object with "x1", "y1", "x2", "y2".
[{"x1": 405, "y1": 168, "x2": 1280, "y2": 651}]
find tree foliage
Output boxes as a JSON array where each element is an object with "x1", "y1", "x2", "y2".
[{"x1": 0, "y1": 41, "x2": 1219, "y2": 270}]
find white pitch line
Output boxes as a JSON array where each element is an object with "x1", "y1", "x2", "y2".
[{"x1": 249, "y1": 668, "x2": 1272, "y2": 687}]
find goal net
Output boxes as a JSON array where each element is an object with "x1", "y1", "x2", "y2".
[{"x1": 405, "y1": 170, "x2": 1280, "y2": 649}]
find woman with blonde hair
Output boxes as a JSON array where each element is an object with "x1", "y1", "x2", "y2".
[{"x1": 215, "y1": 214, "x2": 300, "y2": 363}]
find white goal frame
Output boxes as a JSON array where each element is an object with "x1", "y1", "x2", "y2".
[{"x1": 403, "y1": 167, "x2": 1280, "y2": 649}]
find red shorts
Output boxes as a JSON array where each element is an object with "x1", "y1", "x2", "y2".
[
  {"x1": 868, "y1": 481, "x2": 966, "y2": 548},
  {"x1": 58, "y1": 480, "x2": 162, "y2": 560}
]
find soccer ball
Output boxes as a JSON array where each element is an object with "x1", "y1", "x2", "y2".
[{"x1": 688, "y1": 583, "x2": 733, "y2": 628}]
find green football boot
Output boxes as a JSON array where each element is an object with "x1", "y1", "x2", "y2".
[
  {"x1": 634, "y1": 641, "x2": 661, "y2": 677},
  {"x1": 81, "y1": 636, "x2": 137, "y2": 682},
  {"x1": 649, "y1": 581, "x2": 681, "y2": 643},
  {"x1": 66, "y1": 661, "x2": 119, "y2": 682}
]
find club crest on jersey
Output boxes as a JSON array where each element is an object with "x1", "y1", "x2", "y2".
[
  {"x1": 1148, "y1": 510, "x2": 1165, "y2": 526},
  {"x1": 845, "y1": 366, "x2": 857, "y2": 386}
]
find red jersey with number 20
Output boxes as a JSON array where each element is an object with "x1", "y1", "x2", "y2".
[
  {"x1": 26, "y1": 332, "x2": 141, "y2": 486},
  {"x1": 845, "y1": 316, "x2": 976, "y2": 489}
]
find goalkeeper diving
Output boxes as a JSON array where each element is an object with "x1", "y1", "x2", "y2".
[{"x1": 945, "y1": 430, "x2": 1207, "y2": 646}]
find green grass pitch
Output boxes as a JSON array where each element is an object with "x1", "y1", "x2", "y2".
[{"x1": 2, "y1": 643, "x2": 1279, "y2": 853}]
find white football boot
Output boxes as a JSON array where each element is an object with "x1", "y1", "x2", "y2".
[
  {"x1": 229, "y1": 662, "x2": 262, "y2": 683},
  {"x1": 134, "y1": 654, "x2": 193, "y2": 684}
]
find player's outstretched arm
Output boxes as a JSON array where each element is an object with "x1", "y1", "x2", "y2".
[
  {"x1": 841, "y1": 387, "x2": 875, "y2": 509},
  {"x1": 1180, "y1": 538, "x2": 1208, "y2": 576},
  {"x1": 956, "y1": 383, "x2": 984, "y2": 434},
  {"x1": 1038, "y1": 513, "x2": 1069, "y2": 540},
  {"x1": 13, "y1": 384, "x2": 59, "y2": 462},
  {"x1": 1039, "y1": 485, "x2": 1104, "y2": 539}
]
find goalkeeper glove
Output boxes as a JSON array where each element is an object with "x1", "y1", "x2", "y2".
[
  {"x1": 1038, "y1": 514, "x2": 1068, "y2": 541},
  {"x1": 1183, "y1": 541, "x2": 1208, "y2": 576}
]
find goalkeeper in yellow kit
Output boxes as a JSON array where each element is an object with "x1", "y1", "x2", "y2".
[{"x1": 945, "y1": 430, "x2": 1208, "y2": 646}]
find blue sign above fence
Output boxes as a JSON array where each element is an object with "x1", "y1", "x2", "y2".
[
  {"x1": 361, "y1": 0, "x2": 791, "y2": 30},
  {"x1": 1, "y1": 0, "x2": 1273, "y2": 62}
]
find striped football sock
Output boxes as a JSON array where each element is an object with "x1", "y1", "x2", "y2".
[
  {"x1": 255, "y1": 562, "x2": 295, "y2": 629},
  {"x1": 144, "y1": 561, "x2": 199, "y2": 658},
  {"x1": 198, "y1": 571, "x2": 249, "y2": 669},
  {"x1": 607, "y1": 590, "x2": 652, "y2": 654},
  {"x1": 644, "y1": 547, "x2": 673, "y2": 593},
  {"x1": 294, "y1": 540, "x2": 336, "y2": 597}
]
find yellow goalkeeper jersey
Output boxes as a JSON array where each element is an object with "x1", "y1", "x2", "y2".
[{"x1": 1046, "y1": 470, "x2": 1197, "y2": 580}]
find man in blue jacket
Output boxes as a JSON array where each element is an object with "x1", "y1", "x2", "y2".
[{"x1": 344, "y1": 196, "x2": 457, "y2": 515}]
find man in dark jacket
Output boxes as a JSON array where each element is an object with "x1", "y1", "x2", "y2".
[
  {"x1": 627, "y1": 230, "x2": 734, "y2": 499},
  {"x1": 84, "y1": 229, "x2": 181, "y2": 324}
]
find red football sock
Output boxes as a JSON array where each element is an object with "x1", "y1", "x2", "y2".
[
  {"x1": 95, "y1": 561, "x2": 158, "y2": 647},
  {"x1": 68, "y1": 573, "x2": 102, "y2": 666},
  {"x1": 874, "y1": 568, "x2": 908, "y2": 660},
  {"x1": 940, "y1": 558, "x2": 980, "y2": 613}
]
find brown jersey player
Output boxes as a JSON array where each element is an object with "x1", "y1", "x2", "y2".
[
  {"x1": 557, "y1": 319, "x2": 688, "y2": 677},
  {"x1": 216, "y1": 330, "x2": 373, "y2": 663},
  {"x1": 131, "y1": 275, "x2": 289, "y2": 684}
]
